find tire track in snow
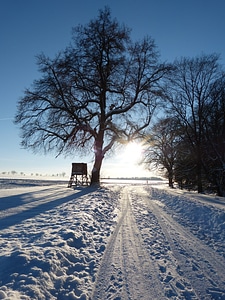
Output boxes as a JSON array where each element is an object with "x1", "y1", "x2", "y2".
[
  {"x1": 92, "y1": 186, "x2": 165, "y2": 300},
  {"x1": 143, "y1": 189, "x2": 225, "y2": 299}
]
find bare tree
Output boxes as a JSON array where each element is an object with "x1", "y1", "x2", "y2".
[
  {"x1": 163, "y1": 54, "x2": 222, "y2": 193},
  {"x1": 15, "y1": 7, "x2": 168, "y2": 185},
  {"x1": 203, "y1": 75, "x2": 225, "y2": 195},
  {"x1": 143, "y1": 117, "x2": 181, "y2": 188}
]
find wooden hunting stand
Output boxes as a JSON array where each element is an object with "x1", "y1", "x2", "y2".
[{"x1": 67, "y1": 163, "x2": 89, "y2": 187}]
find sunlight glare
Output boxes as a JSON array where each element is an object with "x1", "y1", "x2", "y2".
[
  {"x1": 104, "y1": 141, "x2": 150, "y2": 178},
  {"x1": 122, "y1": 142, "x2": 144, "y2": 163}
]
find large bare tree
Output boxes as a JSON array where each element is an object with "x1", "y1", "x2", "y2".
[{"x1": 15, "y1": 7, "x2": 168, "y2": 185}]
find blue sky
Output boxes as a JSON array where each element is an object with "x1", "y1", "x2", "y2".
[{"x1": 1, "y1": 0, "x2": 225, "y2": 178}]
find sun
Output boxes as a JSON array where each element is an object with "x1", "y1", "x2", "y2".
[
  {"x1": 122, "y1": 141, "x2": 144, "y2": 163},
  {"x1": 104, "y1": 141, "x2": 150, "y2": 178}
]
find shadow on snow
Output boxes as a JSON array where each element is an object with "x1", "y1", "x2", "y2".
[{"x1": 0, "y1": 186, "x2": 96, "y2": 230}]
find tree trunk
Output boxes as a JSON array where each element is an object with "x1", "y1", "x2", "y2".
[
  {"x1": 90, "y1": 138, "x2": 104, "y2": 186},
  {"x1": 215, "y1": 174, "x2": 225, "y2": 197},
  {"x1": 90, "y1": 155, "x2": 103, "y2": 186},
  {"x1": 196, "y1": 162, "x2": 203, "y2": 193},
  {"x1": 167, "y1": 168, "x2": 174, "y2": 188},
  {"x1": 168, "y1": 175, "x2": 174, "y2": 188}
]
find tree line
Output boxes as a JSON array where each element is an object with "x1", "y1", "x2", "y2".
[
  {"x1": 1, "y1": 171, "x2": 66, "y2": 177},
  {"x1": 14, "y1": 7, "x2": 225, "y2": 194},
  {"x1": 143, "y1": 54, "x2": 225, "y2": 196}
]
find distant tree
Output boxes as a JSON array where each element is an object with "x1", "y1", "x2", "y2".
[
  {"x1": 15, "y1": 7, "x2": 168, "y2": 185},
  {"x1": 143, "y1": 117, "x2": 181, "y2": 188}
]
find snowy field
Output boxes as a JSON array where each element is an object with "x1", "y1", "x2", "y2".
[{"x1": 0, "y1": 178, "x2": 225, "y2": 299}]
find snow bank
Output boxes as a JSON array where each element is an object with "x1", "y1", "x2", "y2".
[
  {"x1": 150, "y1": 187, "x2": 225, "y2": 257},
  {"x1": 0, "y1": 183, "x2": 120, "y2": 299}
]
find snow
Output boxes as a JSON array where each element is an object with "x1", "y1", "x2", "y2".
[{"x1": 0, "y1": 178, "x2": 225, "y2": 299}]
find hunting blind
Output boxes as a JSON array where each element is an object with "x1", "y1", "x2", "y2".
[{"x1": 67, "y1": 163, "x2": 89, "y2": 187}]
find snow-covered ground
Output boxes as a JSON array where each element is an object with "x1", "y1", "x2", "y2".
[{"x1": 0, "y1": 178, "x2": 225, "y2": 299}]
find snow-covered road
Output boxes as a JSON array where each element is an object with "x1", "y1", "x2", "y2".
[
  {"x1": 92, "y1": 187, "x2": 165, "y2": 299},
  {"x1": 130, "y1": 186, "x2": 225, "y2": 299},
  {"x1": 0, "y1": 179, "x2": 225, "y2": 299},
  {"x1": 93, "y1": 185, "x2": 225, "y2": 299}
]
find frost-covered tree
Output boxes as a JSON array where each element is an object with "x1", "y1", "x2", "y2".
[{"x1": 15, "y1": 7, "x2": 168, "y2": 185}]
